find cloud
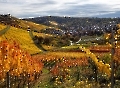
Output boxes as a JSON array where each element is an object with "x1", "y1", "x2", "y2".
[
  {"x1": 0, "y1": 0, "x2": 120, "y2": 18},
  {"x1": 38, "y1": 4, "x2": 115, "y2": 17},
  {"x1": 95, "y1": 11, "x2": 120, "y2": 18}
]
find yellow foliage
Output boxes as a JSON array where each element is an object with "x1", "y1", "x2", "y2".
[
  {"x1": 19, "y1": 20, "x2": 47, "y2": 30},
  {"x1": 1, "y1": 26, "x2": 41, "y2": 54},
  {"x1": 104, "y1": 33, "x2": 111, "y2": 39},
  {"x1": 0, "y1": 24, "x2": 6, "y2": 31},
  {"x1": 79, "y1": 46, "x2": 111, "y2": 78},
  {"x1": 117, "y1": 29, "x2": 120, "y2": 34},
  {"x1": 33, "y1": 32, "x2": 53, "y2": 38},
  {"x1": 47, "y1": 52, "x2": 86, "y2": 58}
]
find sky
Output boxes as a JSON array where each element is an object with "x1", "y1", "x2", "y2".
[{"x1": 0, "y1": 0, "x2": 120, "y2": 18}]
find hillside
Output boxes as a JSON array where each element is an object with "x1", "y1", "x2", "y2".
[
  {"x1": 0, "y1": 24, "x2": 41, "y2": 54},
  {"x1": 0, "y1": 14, "x2": 56, "y2": 54},
  {"x1": 0, "y1": 14, "x2": 68, "y2": 54},
  {"x1": 0, "y1": 14, "x2": 48, "y2": 31},
  {"x1": 25, "y1": 16, "x2": 120, "y2": 36}
]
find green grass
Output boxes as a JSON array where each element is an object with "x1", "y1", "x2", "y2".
[
  {"x1": 62, "y1": 43, "x2": 96, "y2": 50},
  {"x1": 0, "y1": 25, "x2": 10, "y2": 36},
  {"x1": 33, "y1": 68, "x2": 54, "y2": 88}
]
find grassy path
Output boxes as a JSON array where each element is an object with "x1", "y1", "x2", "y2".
[
  {"x1": 29, "y1": 30, "x2": 47, "y2": 52},
  {"x1": 0, "y1": 25, "x2": 10, "y2": 36}
]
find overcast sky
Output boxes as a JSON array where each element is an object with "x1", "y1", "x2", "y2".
[{"x1": 0, "y1": 0, "x2": 120, "y2": 18}]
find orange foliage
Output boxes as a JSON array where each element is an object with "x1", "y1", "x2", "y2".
[{"x1": 0, "y1": 40, "x2": 43, "y2": 81}]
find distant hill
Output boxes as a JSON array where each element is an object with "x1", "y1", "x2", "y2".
[
  {"x1": 25, "y1": 16, "x2": 120, "y2": 36},
  {"x1": 0, "y1": 14, "x2": 48, "y2": 31},
  {"x1": 24, "y1": 16, "x2": 120, "y2": 27}
]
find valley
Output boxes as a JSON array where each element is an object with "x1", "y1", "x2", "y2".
[{"x1": 0, "y1": 14, "x2": 120, "y2": 88}]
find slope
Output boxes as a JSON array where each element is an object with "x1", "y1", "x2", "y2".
[
  {"x1": 1, "y1": 26, "x2": 42, "y2": 54},
  {"x1": 18, "y1": 20, "x2": 47, "y2": 31},
  {"x1": 0, "y1": 14, "x2": 48, "y2": 31}
]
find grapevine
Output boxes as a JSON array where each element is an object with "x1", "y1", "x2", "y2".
[{"x1": 0, "y1": 40, "x2": 43, "y2": 87}]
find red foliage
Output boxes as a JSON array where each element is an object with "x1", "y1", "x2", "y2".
[{"x1": 51, "y1": 57, "x2": 88, "y2": 76}]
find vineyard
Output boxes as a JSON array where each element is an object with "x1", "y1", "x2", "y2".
[
  {"x1": 1, "y1": 22, "x2": 120, "y2": 88},
  {"x1": 0, "y1": 24, "x2": 7, "y2": 31},
  {"x1": 0, "y1": 40, "x2": 43, "y2": 88},
  {"x1": 32, "y1": 46, "x2": 113, "y2": 88},
  {"x1": 1, "y1": 26, "x2": 42, "y2": 54}
]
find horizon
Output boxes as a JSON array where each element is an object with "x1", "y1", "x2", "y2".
[
  {"x1": 1, "y1": 13, "x2": 120, "y2": 19},
  {"x1": 0, "y1": 0, "x2": 120, "y2": 18}
]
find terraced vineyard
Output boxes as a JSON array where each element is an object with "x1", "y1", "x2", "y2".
[
  {"x1": 0, "y1": 26, "x2": 41, "y2": 54},
  {"x1": 0, "y1": 24, "x2": 7, "y2": 31},
  {"x1": 18, "y1": 20, "x2": 47, "y2": 31}
]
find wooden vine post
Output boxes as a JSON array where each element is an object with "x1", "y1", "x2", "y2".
[{"x1": 111, "y1": 25, "x2": 115, "y2": 88}]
